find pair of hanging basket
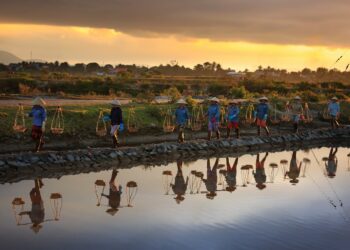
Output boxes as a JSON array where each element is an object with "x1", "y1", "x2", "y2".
[
  {"x1": 13, "y1": 104, "x2": 27, "y2": 133},
  {"x1": 190, "y1": 105, "x2": 204, "y2": 131},
  {"x1": 50, "y1": 106, "x2": 64, "y2": 135},
  {"x1": 242, "y1": 104, "x2": 255, "y2": 125},
  {"x1": 127, "y1": 107, "x2": 139, "y2": 133},
  {"x1": 163, "y1": 108, "x2": 175, "y2": 133},
  {"x1": 96, "y1": 110, "x2": 107, "y2": 137}
]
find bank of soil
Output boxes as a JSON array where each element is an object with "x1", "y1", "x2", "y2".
[
  {"x1": 0, "y1": 127, "x2": 349, "y2": 184},
  {"x1": 0, "y1": 120, "x2": 328, "y2": 154}
]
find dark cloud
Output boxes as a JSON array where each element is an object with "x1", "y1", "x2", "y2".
[{"x1": 0, "y1": 0, "x2": 349, "y2": 46}]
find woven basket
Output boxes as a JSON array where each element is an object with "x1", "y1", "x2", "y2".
[
  {"x1": 51, "y1": 128, "x2": 64, "y2": 135},
  {"x1": 13, "y1": 125, "x2": 27, "y2": 133},
  {"x1": 96, "y1": 129, "x2": 107, "y2": 137},
  {"x1": 163, "y1": 125, "x2": 175, "y2": 133}
]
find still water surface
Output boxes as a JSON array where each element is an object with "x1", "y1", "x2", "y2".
[{"x1": 1, "y1": 147, "x2": 350, "y2": 250}]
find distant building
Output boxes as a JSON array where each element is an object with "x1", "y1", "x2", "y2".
[
  {"x1": 153, "y1": 96, "x2": 172, "y2": 104},
  {"x1": 227, "y1": 71, "x2": 246, "y2": 78}
]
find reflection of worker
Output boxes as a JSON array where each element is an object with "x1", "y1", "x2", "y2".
[
  {"x1": 254, "y1": 153, "x2": 268, "y2": 190},
  {"x1": 225, "y1": 157, "x2": 238, "y2": 192},
  {"x1": 171, "y1": 159, "x2": 189, "y2": 204},
  {"x1": 285, "y1": 151, "x2": 301, "y2": 184},
  {"x1": 326, "y1": 147, "x2": 338, "y2": 178},
  {"x1": 21, "y1": 179, "x2": 45, "y2": 233},
  {"x1": 202, "y1": 158, "x2": 219, "y2": 199},
  {"x1": 102, "y1": 170, "x2": 122, "y2": 216}
]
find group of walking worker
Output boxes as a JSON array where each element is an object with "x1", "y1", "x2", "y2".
[{"x1": 26, "y1": 95, "x2": 341, "y2": 151}]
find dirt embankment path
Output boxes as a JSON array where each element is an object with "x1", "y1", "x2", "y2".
[{"x1": 0, "y1": 97, "x2": 132, "y2": 107}]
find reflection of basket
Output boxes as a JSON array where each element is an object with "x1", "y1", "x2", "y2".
[
  {"x1": 50, "y1": 193, "x2": 62, "y2": 199},
  {"x1": 13, "y1": 125, "x2": 27, "y2": 133},
  {"x1": 127, "y1": 181, "x2": 138, "y2": 188},
  {"x1": 162, "y1": 170, "x2": 172, "y2": 176}
]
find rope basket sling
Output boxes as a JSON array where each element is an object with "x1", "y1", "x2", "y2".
[
  {"x1": 96, "y1": 110, "x2": 107, "y2": 137},
  {"x1": 190, "y1": 105, "x2": 203, "y2": 131},
  {"x1": 303, "y1": 103, "x2": 313, "y2": 123},
  {"x1": 127, "y1": 107, "x2": 138, "y2": 133},
  {"x1": 13, "y1": 103, "x2": 27, "y2": 133},
  {"x1": 163, "y1": 108, "x2": 175, "y2": 133},
  {"x1": 281, "y1": 103, "x2": 291, "y2": 122},
  {"x1": 50, "y1": 106, "x2": 64, "y2": 134},
  {"x1": 270, "y1": 104, "x2": 280, "y2": 125},
  {"x1": 243, "y1": 103, "x2": 255, "y2": 125},
  {"x1": 322, "y1": 106, "x2": 331, "y2": 120},
  {"x1": 219, "y1": 106, "x2": 227, "y2": 128}
]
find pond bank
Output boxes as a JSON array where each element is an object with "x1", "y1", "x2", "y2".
[{"x1": 1, "y1": 127, "x2": 350, "y2": 184}]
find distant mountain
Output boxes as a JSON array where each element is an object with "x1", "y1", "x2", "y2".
[{"x1": 0, "y1": 50, "x2": 22, "y2": 64}]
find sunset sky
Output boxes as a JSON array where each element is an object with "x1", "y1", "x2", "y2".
[{"x1": 0, "y1": 0, "x2": 349, "y2": 71}]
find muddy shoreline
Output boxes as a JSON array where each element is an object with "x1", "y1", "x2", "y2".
[{"x1": 0, "y1": 127, "x2": 349, "y2": 184}]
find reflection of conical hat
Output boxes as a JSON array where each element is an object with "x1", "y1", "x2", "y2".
[
  {"x1": 206, "y1": 193, "x2": 217, "y2": 199},
  {"x1": 31, "y1": 224, "x2": 43, "y2": 234},
  {"x1": 290, "y1": 179, "x2": 299, "y2": 184},
  {"x1": 106, "y1": 208, "x2": 119, "y2": 216},
  {"x1": 32, "y1": 97, "x2": 46, "y2": 106},
  {"x1": 280, "y1": 159, "x2": 288, "y2": 164},
  {"x1": 226, "y1": 186, "x2": 236, "y2": 192},
  {"x1": 176, "y1": 99, "x2": 187, "y2": 105},
  {"x1": 174, "y1": 196, "x2": 185, "y2": 204},
  {"x1": 256, "y1": 183, "x2": 266, "y2": 190}
]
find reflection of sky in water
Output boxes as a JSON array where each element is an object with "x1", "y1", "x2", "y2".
[{"x1": 1, "y1": 147, "x2": 350, "y2": 249}]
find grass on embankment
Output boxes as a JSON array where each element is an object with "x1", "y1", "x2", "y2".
[{"x1": 0, "y1": 101, "x2": 350, "y2": 141}]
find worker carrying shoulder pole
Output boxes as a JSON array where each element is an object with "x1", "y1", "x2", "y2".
[
  {"x1": 288, "y1": 96, "x2": 303, "y2": 133},
  {"x1": 328, "y1": 96, "x2": 340, "y2": 129},
  {"x1": 28, "y1": 97, "x2": 47, "y2": 152},
  {"x1": 174, "y1": 99, "x2": 190, "y2": 143},
  {"x1": 206, "y1": 97, "x2": 221, "y2": 140},
  {"x1": 226, "y1": 99, "x2": 240, "y2": 139},
  {"x1": 255, "y1": 96, "x2": 270, "y2": 136}
]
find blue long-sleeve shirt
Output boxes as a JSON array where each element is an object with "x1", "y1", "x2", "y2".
[
  {"x1": 208, "y1": 104, "x2": 220, "y2": 122},
  {"x1": 256, "y1": 103, "x2": 269, "y2": 120},
  {"x1": 110, "y1": 107, "x2": 123, "y2": 125},
  {"x1": 227, "y1": 106, "x2": 240, "y2": 122},
  {"x1": 328, "y1": 102, "x2": 340, "y2": 116},
  {"x1": 175, "y1": 107, "x2": 189, "y2": 125},
  {"x1": 29, "y1": 105, "x2": 47, "y2": 127}
]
